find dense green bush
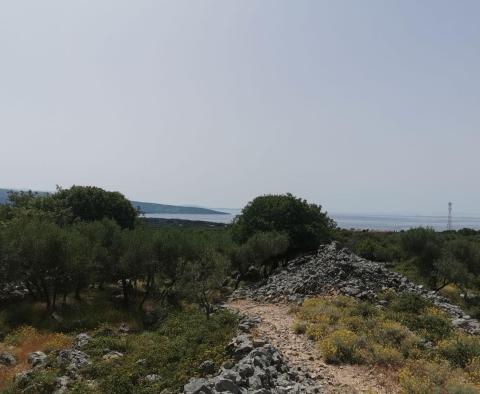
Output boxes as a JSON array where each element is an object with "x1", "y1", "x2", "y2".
[{"x1": 231, "y1": 193, "x2": 335, "y2": 253}]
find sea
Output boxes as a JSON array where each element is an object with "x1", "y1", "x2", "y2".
[{"x1": 145, "y1": 209, "x2": 480, "y2": 232}]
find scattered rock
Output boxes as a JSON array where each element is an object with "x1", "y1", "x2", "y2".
[
  {"x1": 0, "y1": 351, "x2": 16, "y2": 366},
  {"x1": 53, "y1": 375, "x2": 71, "y2": 394},
  {"x1": 0, "y1": 282, "x2": 28, "y2": 303},
  {"x1": 184, "y1": 377, "x2": 213, "y2": 394},
  {"x1": 57, "y1": 349, "x2": 90, "y2": 371},
  {"x1": 74, "y1": 333, "x2": 91, "y2": 349},
  {"x1": 199, "y1": 360, "x2": 216, "y2": 376},
  {"x1": 102, "y1": 350, "x2": 124, "y2": 361},
  {"x1": 145, "y1": 374, "x2": 161, "y2": 382},
  {"x1": 15, "y1": 370, "x2": 34, "y2": 384},
  {"x1": 27, "y1": 351, "x2": 47, "y2": 368}
]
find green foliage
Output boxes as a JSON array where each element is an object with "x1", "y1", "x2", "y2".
[
  {"x1": 231, "y1": 193, "x2": 335, "y2": 253},
  {"x1": 439, "y1": 335, "x2": 480, "y2": 368},
  {"x1": 3, "y1": 369, "x2": 58, "y2": 394},
  {"x1": 401, "y1": 227, "x2": 442, "y2": 277},
  {"x1": 386, "y1": 293, "x2": 452, "y2": 342},
  {"x1": 334, "y1": 229, "x2": 404, "y2": 262},
  {"x1": 80, "y1": 307, "x2": 237, "y2": 393},
  {"x1": 54, "y1": 185, "x2": 138, "y2": 229},
  {"x1": 2, "y1": 308, "x2": 237, "y2": 394},
  {"x1": 232, "y1": 231, "x2": 289, "y2": 282},
  {"x1": 389, "y1": 292, "x2": 428, "y2": 314},
  {"x1": 0, "y1": 290, "x2": 144, "y2": 333}
]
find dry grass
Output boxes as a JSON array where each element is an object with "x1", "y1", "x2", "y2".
[{"x1": 0, "y1": 326, "x2": 71, "y2": 390}]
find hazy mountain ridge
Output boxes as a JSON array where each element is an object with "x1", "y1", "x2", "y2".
[{"x1": 0, "y1": 188, "x2": 225, "y2": 215}]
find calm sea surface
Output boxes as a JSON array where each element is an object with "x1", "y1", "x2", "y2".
[{"x1": 145, "y1": 209, "x2": 480, "y2": 231}]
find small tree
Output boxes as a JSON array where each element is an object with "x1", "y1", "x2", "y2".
[
  {"x1": 184, "y1": 246, "x2": 227, "y2": 319},
  {"x1": 4, "y1": 216, "x2": 69, "y2": 309},
  {"x1": 232, "y1": 231, "x2": 289, "y2": 287},
  {"x1": 231, "y1": 193, "x2": 335, "y2": 253},
  {"x1": 116, "y1": 227, "x2": 154, "y2": 306},
  {"x1": 401, "y1": 227, "x2": 441, "y2": 281},
  {"x1": 434, "y1": 251, "x2": 473, "y2": 293}
]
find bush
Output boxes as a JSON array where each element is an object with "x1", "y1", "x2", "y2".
[
  {"x1": 412, "y1": 308, "x2": 453, "y2": 342},
  {"x1": 389, "y1": 292, "x2": 428, "y2": 314},
  {"x1": 375, "y1": 320, "x2": 411, "y2": 346},
  {"x1": 438, "y1": 335, "x2": 480, "y2": 367},
  {"x1": 371, "y1": 344, "x2": 403, "y2": 366},
  {"x1": 399, "y1": 359, "x2": 473, "y2": 394},
  {"x1": 231, "y1": 193, "x2": 335, "y2": 253},
  {"x1": 3, "y1": 370, "x2": 58, "y2": 394},
  {"x1": 319, "y1": 329, "x2": 359, "y2": 364},
  {"x1": 83, "y1": 307, "x2": 237, "y2": 392},
  {"x1": 292, "y1": 321, "x2": 306, "y2": 335},
  {"x1": 465, "y1": 357, "x2": 480, "y2": 385}
]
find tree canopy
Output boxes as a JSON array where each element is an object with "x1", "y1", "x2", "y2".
[
  {"x1": 54, "y1": 185, "x2": 138, "y2": 229},
  {"x1": 231, "y1": 193, "x2": 335, "y2": 253}
]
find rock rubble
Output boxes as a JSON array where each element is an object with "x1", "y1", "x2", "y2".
[
  {"x1": 232, "y1": 242, "x2": 480, "y2": 335},
  {"x1": 184, "y1": 317, "x2": 323, "y2": 394}
]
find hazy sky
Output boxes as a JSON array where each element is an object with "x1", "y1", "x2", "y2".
[{"x1": 1, "y1": 1, "x2": 479, "y2": 215}]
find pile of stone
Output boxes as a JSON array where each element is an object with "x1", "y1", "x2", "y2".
[
  {"x1": 14, "y1": 333, "x2": 94, "y2": 394},
  {"x1": 0, "y1": 282, "x2": 28, "y2": 302},
  {"x1": 184, "y1": 317, "x2": 322, "y2": 394},
  {"x1": 232, "y1": 242, "x2": 480, "y2": 335}
]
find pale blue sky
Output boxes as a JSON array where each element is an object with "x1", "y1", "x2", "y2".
[{"x1": 1, "y1": 1, "x2": 479, "y2": 215}]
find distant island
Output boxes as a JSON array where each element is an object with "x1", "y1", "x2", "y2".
[
  {"x1": 0, "y1": 188, "x2": 226, "y2": 215},
  {"x1": 131, "y1": 201, "x2": 226, "y2": 215}
]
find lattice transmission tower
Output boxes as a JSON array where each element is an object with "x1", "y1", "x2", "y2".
[{"x1": 447, "y1": 202, "x2": 452, "y2": 231}]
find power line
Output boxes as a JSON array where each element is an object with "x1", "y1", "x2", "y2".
[{"x1": 448, "y1": 202, "x2": 452, "y2": 231}]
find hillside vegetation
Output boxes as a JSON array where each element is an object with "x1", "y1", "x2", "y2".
[{"x1": 1, "y1": 187, "x2": 480, "y2": 393}]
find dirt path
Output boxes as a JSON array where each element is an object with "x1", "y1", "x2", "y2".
[{"x1": 227, "y1": 299, "x2": 400, "y2": 394}]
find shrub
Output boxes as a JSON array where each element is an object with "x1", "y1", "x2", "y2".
[
  {"x1": 3, "y1": 369, "x2": 58, "y2": 394},
  {"x1": 412, "y1": 307, "x2": 453, "y2": 342},
  {"x1": 371, "y1": 344, "x2": 403, "y2": 366},
  {"x1": 389, "y1": 292, "x2": 428, "y2": 314},
  {"x1": 465, "y1": 357, "x2": 480, "y2": 385},
  {"x1": 319, "y1": 329, "x2": 359, "y2": 364},
  {"x1": 292, "y1": 321, "x2": 306, "y2": 335},
  {"x1": 438, "y1": 335, "x2": 480, "y2": 367},
  {"x1": 4, "y1": 325, "x2": 38, "y2": 345},
  {"x1": 400, "y1": 359, "x2": 448, "y2": 393},
  {"x1": 375, "y1": 320, "x2": 411, "y2": 346},
  {"x1": 399, "y1": 359, "x2": 473, "y2": 394}
]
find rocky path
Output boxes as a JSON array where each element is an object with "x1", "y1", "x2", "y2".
[{"x1": 227, "y1": 299, "x2": 400, "y2": 394}]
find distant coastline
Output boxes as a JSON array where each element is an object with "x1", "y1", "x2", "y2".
[
  {"x1": 144, "y1": 211, "x2": 480, "y2": 232},
  {"x1": 0, "y1": 188, "x2": 227, "y2": 216}
]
